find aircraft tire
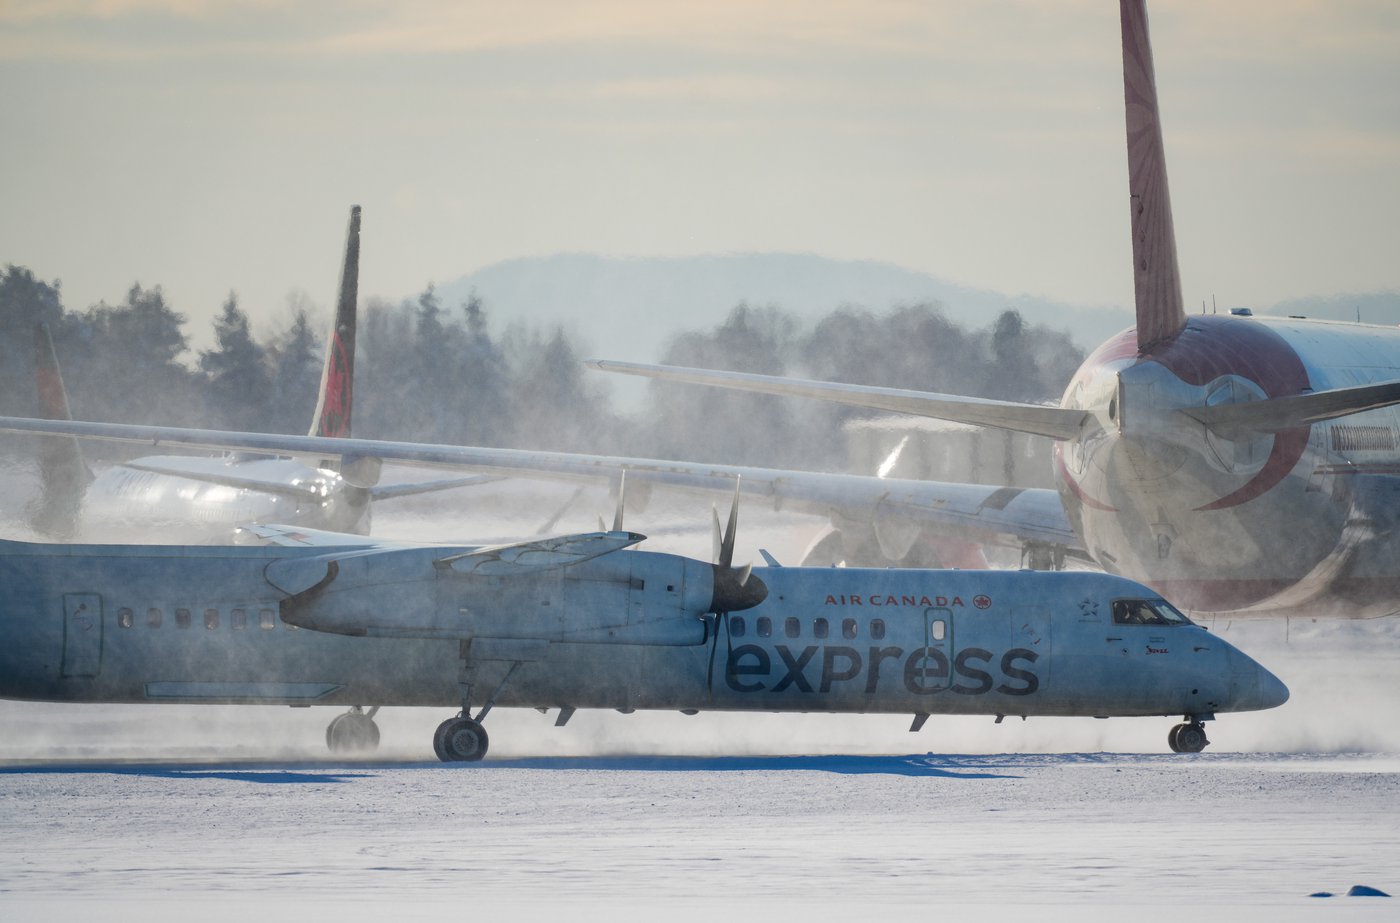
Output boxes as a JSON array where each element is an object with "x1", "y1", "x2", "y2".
[
  {"x1": 434, "y1": 716, "x2": 489, "y2": 763},
  {"x1": 326, "y1": 713, "x2": 381, "y2": 755},
  {"x1": 1174, "y1": 723, "x2": 1208, "y2": 754},
  {"x1": 1167, "y1": 723, "x2": 1183, "y2": 753}
]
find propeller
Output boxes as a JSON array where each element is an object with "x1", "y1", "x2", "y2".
[
  {"x1": 708, "y1": 478, "x2": 765, "y2": 613},
  {"x1": 706, "y1": 477, "x2": 768, "y2": 692}
]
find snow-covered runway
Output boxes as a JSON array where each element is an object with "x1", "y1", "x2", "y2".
[{"x1": 2, "y1": 750, "x2": 1396, "y2": 921}]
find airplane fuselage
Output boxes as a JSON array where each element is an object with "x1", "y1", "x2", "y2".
[
  {"x1": 1060, "y1": 314, "x2": 1400, "y2": 618},
  {"x1": 0, "y1": 538, "x2": 1284, "y2": 722}
]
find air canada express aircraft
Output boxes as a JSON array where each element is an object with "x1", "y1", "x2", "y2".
[
  {"x1": 2, "y1": 1, "x2": 1397, "y2": 620},
  {"x1": 0, "y1": 495, "x2": 1287, "y2": 760},
  {"x1": 23, "y1": 207, "x2": 485, "y2": 543}
]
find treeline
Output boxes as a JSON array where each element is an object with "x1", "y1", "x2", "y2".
[{"x1": 0, "y1": 264, "x2": 1084, "y2": 473}]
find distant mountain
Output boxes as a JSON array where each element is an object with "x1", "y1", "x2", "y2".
[
  {"x1": 431, "y1": 251, "x2": 1400, "y2": 372},
  {"x1": 432, "y1": 253, "x2": 1135, "y2": 363}
]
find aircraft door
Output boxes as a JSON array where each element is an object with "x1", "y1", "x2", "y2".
[
  {"x1": 61, "y1": 593, "x2": 103, "y2": 678},
  {"x1": 908, "y1": 607, "x2": 954, "y2": 692}
]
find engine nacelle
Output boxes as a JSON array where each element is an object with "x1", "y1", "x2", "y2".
[{"x1": 273, "y1": 546, "x2": 714, "y2": 646}]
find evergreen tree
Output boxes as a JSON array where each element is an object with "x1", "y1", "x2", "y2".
[
  {"x1": 200, "y1": 293, "x2": 272, "y2": 430},
  {"x1": 0, "y1": 266, "x2": 64, "y2": 417},
  {"x1": 266, "y1": 308, "x2": 323, "y2": 434}
]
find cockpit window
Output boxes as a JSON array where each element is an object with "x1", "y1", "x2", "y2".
[{"x1": 1112, "y1": 599, "x2": 1193, "y2": 626}]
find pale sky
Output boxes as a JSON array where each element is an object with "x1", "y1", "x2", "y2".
[{"x1": 2, "y1": 0, "x2": 1398, "y2": 345}]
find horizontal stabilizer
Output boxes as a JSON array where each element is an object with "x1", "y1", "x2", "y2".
[
  {"x1": 587, "y1": 360, "x2": 1088, "y2": 440},
  {"x1": 1181, "y1": 379, "x2": 1400, "y2": 436},
  {"x1": 437, "y1": 531, "x2": 645, "y2": 576},
  {"x1": 121, "y1": 458, "x2": 338, "y2": 499}
]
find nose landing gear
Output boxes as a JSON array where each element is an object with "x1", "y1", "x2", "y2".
[{"x1": 1167, "y1": 718, "x2": 1209, "y2": 753}]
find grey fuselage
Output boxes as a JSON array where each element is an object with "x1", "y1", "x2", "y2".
[{"x1": 0, "y1": 538, "x2": 1285, "y2": 722}]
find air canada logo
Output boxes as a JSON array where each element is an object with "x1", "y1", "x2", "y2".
[{"x1": 973, "y1": 595, "x2": 992, "y2": 610}]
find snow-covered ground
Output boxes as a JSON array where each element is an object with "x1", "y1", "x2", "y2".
[{"x1": 1, "y1": 752, "x2": 1397, "y2": 921}]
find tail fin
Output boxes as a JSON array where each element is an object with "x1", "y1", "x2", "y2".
[
  {"x1": 28, "y1": 322, "x2": 91, "y2": 538},
  {"x1": 1121, "y1": 0, "x2": 1187, "y2": 351},
  {"x1": 309, "y1": 205, "x2": 360, "y2": 438}
]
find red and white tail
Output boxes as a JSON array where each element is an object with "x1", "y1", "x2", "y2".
[
  {"x1": 309, "y1": 205, "x2": 360, "y2": 438},
  {"x1": 1121, "y1": 0, "x2": 1186, "y2": 351},
  {"x1": 29, "y1": 322, "x2": 91, "y2": 537}
]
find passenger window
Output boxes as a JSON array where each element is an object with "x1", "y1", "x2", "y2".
[
  {"x1": 175, "y1": 608, "x2": 191, "y2": 629},
  {"x1": 231, "y1": 609, "x2": 247, "y2": 630},
  {"x1": 204, "y1": 608, "x2": 219, "y2": 630},
  {"x1": 259, "y1": 609, "x2": 276, "y2": 630},
  {"x1": 813, "y1": 618, "x2": 829, "y2": 639},
  {"x1": 870, "y1": 618, "x2": 885, "y2": 641},
  {"x1": 117, "y1": 607, "x2": 133, "y2": 629},
  {"x1": 931, "y1": 619, "x2": 946, "y2": 641},
  {"x1": 146, "y1": 607, "x2": 162, "y2": 629},
  {"x1": 785, "y1": 617, "x2": 801, "y2": 638},
  {"x1": 757, "y1": 616, "x2": 772, "y2": 638},
  {"x1": 730, "y1": 616, "x2": 746, "y2": 638},
  {"x1": 842, "y1": 618, "x2": 857, "y2": 640}
]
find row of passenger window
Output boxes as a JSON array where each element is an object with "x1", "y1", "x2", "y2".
[
  {"x1": 731, "y1": 615, "x2": 886, "y2": 641},
  {"x1": 115, "y1": 607, "x2": 291, "y2": 631}
]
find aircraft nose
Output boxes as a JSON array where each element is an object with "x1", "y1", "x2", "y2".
[{"x1": 1228, "y1": 647, "x2": 1290, "y2": 712}]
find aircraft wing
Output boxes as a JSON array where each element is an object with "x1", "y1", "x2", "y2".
[{"x1": 0, "y1": 415, "x2": 1082, "y2": 554}]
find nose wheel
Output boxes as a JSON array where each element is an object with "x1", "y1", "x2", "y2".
[{"x1": 1167, "y1": 720, "x2": 1209, "y2": 753}]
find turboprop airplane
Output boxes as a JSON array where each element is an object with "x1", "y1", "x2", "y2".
[
  {"x1": 21, "y1": 206, "x2": 487, "y2": 542},
  {"x1": 0, "y1": 492, "x2": 1288, "y2": 759},
  {"x1": 1, "y1": 2, "x2": 1396, "y2": 620}
]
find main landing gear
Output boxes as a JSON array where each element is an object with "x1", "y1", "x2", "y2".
[
  {"x1": 326, "y1": 705, "x2": 381, "y2": 755},
  {"x1": 1167, "y1": 717, "x2": 1210, "y2": 753},
  {"x1": 433, "y1": 643, "x2": 526, "y2": 763}
]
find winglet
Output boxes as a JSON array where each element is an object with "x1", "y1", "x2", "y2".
[
  {"x1": 309, "y1": 205, "x2": 360, "y2": 438},
  {"x1": 1121, "y1": 0, "x2": 1187, "y2": 351}
]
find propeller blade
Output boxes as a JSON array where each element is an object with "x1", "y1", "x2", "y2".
[
  {"x1": 719, "y1": 477, "x2": 741, "y2": 568},
  {"x1": 736, "y1": 562, "x2": 753, "y2": 588},
  {"x1": 611, "y1": 470, "x2": 627, "y2": 532},
  {"x1": 711, "y1": 507, "x2": 722, "y2": 564}
]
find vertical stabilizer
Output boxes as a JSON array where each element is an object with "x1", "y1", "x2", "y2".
[
  {"x1": 29, "y1": 323, "x2": 91, "y2": 538},
  {"x1": 309, "y1": 205, "x2": 360, "y2": 438},
  {"x1": 1121, "y1": 0, "x2": 1187, "y2": 351}
]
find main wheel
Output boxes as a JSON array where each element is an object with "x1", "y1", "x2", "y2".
[
  {"x1": 326, "y1": 712, "x2": 381, "y2": 755},
  {"x1": 1174, "y1": 723, "x2": 1209, "y2": 753},
  {"x1": 1167, "y1": 723, "x2": 1184, "y2": 753},
  {"x1": 433, "y1": 716, "x2": 489, "y2": 762}
]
